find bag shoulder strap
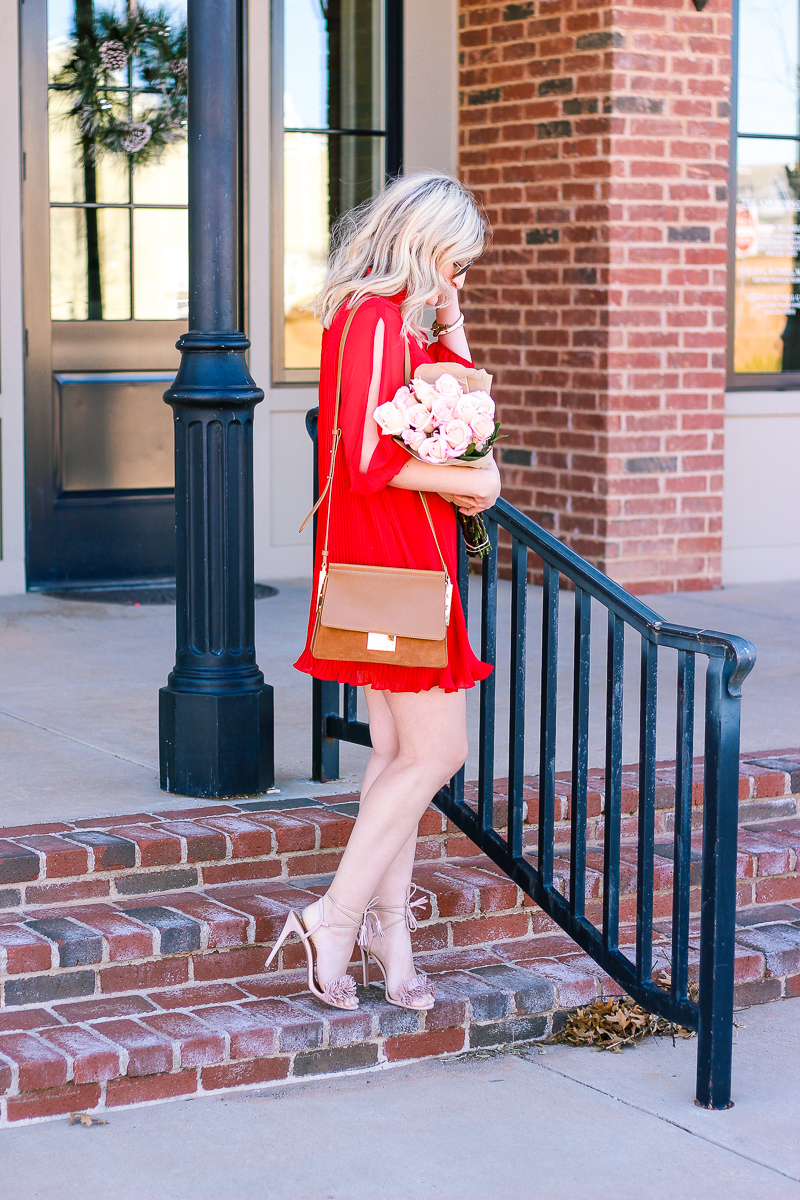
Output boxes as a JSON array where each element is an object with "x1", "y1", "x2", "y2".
[{"x1": 299, "y1": 297, "x2": 449, "y2": 581}]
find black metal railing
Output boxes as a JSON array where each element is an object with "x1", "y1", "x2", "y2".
[{"x1": 305, "y1": 409, "x2": 756, "y2": 1108}]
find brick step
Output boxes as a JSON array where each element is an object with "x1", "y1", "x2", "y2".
[
  {"x1": 0, "y1": 940, "x2": 589, "y2": 1124},
  {"x1": 3, "y1": 817, "x2": 800, "y2": 1004},
  {"x1": 0, "y1": 860, "x2": 526, "y2": 1004},
  {"x1": 1, "y1": 749, "x2": 798, "y2": 917},
  {"x1": 2, "y1": 805, "x2": 799, "y2": 922},
  {"x1": 1, "y1": 896, "x2": 798, "y2": 1125}
]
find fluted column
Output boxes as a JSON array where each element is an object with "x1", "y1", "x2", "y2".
[{"x1": 159, "y1": 0, "x2": 273, "y2": 797}]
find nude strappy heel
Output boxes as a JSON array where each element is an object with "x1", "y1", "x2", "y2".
[
  {"x1": 264, "y1": 893, "x2": 364, "y2": 1010},
  {"x1": 358, "y1": 887, "x2": 436, "y2": 1011}
]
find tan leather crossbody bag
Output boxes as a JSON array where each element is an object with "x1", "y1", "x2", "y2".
[{"x1": 299, "y1": 298, "x2": 453, "y2": 668}]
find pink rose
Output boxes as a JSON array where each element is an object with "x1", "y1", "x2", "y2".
[
  {"x1": 410, "y1": 377, "x2": 436, "y2": 405},
  {"x1": 469, "y1": 389, "x2": 495, "y2": 416},
  {"x1": 455, "y1": 395, "x2": 480, "y2": 424},
  {"x1": 431, "y1": 395, "x2": 457, "y2": 425},
  {"x1": 401, "y1": 427, "x2": 427, "y2": 452},
  {"x1": 434, "y1": 372, "x2": 464, "y2": 399},
  {"x1": 392, "y1": 385, "x2": 414, "y2": 411},
  {"x1": 442, "y1": 418, "x2": 472, "y2": 456},
  {"x1": 373, "y1": 401, "x2": 408, "y2": 436},
  {"x1": 406, "y1": 402, "x2": 434, "y2": 432},
  {"x1": 471, "y1": 411, "x2": 495, "y2": 442},
  {"x1": 417, "y1": 434, "x2": 450, "y2": 464}
]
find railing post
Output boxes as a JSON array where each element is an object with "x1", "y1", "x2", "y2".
[
  {"x1": 695, "y1": 650, "x2": 743, "y2": 1109},
  {"x1": 159, "y1": 0, "x2": 273, "y2": 797},
  {"x1": 312, "y1": 680, "x2": 341, "y2": 783}
]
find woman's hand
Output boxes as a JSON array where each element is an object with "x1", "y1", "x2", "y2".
[{"x1": 450, "y1": 458, "x2": 501, "y2": 516}]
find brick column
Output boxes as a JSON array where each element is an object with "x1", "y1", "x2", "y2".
[{"x1": 458, "y1": 0, "x2": 732, "y2": 593}]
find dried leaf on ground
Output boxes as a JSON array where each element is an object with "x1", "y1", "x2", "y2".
[
  {"x1": 549, "y1": 996, "x2": 695, "y2": 1052},
  {"x1": 69, "y1": 1111, "x2": 108, "y2": 1126},
  {"x1": 657, "y1": 970, "x2": 700, "y2": 1004}
]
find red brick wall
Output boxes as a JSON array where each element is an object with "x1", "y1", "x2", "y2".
[{"x1": 458, "y1": 0, "x2": 732, "y2": 593}]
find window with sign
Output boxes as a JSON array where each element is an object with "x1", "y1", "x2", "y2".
[
  {"x1": 272, "y1": 0, "x2": 402, "y2": 382},
  {"x1": 732, "y1": 0, "x2": 800, "y2": 381}
]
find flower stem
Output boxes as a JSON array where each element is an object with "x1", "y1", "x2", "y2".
[{"x1": 457, "y1": 510, "x2": 491, "y2": 558}]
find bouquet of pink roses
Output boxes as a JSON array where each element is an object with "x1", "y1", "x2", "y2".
[{"x1": 373, "y1": 363, "x2": 500, "y2": 556}]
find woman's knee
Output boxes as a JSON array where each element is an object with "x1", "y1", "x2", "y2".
[
  {"x1": 444, "y1": 737, "x2": 469, "y2": 779},
  {"x1": 397, "y1": 736, "x2": 467, "y2": 784}
]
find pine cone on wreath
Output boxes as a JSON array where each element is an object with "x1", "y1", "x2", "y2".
[
  {"x1": 121, "y1": 122, "x2": 152, "y2": 153},
  {"x1": 99, "y1": 39, "x2": 127, "y2": 72}
]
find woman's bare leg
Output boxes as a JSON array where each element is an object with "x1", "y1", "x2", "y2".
[
  {"x1": 302, "y1": 686, "x2": 467, "y2": 992},
  {"x1": 355, "y1": 688, "x2": 422, "y2": 988}
]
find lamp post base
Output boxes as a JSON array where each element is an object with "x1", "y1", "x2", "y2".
[{"x1": 159, "y1": 684, "x2": 274, "y2": 797}]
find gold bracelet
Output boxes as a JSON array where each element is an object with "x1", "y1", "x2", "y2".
[{"x1": 431, "y1": 312, "x2": 465, "y2": 338}]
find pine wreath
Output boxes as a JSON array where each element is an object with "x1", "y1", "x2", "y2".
[{"x1": 56, "y1": 3, "x2": 187, "y2": 166}]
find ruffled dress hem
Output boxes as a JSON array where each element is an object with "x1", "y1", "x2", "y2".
[{"x1": 293, "y1": 648, "x2": 493, "y2": 695}]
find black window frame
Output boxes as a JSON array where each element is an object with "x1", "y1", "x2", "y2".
[
  {"x1": 269, "y1": 0, "x2": 403, "y2": 385},
  {"x1": 727, "y1": 0, "x2": 800, "y2": 390}
]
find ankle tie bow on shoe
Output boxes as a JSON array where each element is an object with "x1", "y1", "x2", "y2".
[
  {"x1": 356, "y1": 896, "x2": 383, "y2": 949},
  {"x1": 372, "y1": 885, "x2": 427, "y2": 933}
]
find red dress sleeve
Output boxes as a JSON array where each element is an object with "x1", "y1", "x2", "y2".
[
  {"x1": 339, "y1": 299, "x2": 410, "y2": 496},
  {"x1": 427, "y1": 341, "x2": 475, "y2": 369}
]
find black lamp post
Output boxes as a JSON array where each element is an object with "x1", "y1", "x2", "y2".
[{"x1": 159, "y1": 0, "x2": 274, "y2": 797}]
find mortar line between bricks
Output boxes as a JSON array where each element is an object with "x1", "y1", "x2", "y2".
[
  {"x1": 525, "y1": 1057, "x2": 800, "y2": 1185},
  {"x1": 0, "y1": 709, "x2": 157, "y2": 772}
]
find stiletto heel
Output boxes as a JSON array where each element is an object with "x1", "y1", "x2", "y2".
[
  {"x1": 359, "y1": 887, "x2": 436, "y2": 1012},
  {"x1": 264, "y1": 897, "x2": 363, "y2": 1010}
]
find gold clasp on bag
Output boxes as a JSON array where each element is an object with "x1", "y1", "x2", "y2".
[{"x1": 366, "y1": 632, "x2": 397, "y2": 652}]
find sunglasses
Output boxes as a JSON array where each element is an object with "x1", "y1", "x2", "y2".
[{"x1": 452, "y1": 260, "x2": 475, "y2": 279}]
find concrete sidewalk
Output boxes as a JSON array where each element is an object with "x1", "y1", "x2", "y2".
[
  {"x1": 1, "y1": 580, "x2": 798, "y2": 827},
  {"x1": 1, "y1": 997, "x2": 797, "y2": 1199}
]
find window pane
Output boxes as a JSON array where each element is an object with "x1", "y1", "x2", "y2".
[
  {"x1": 50, "y1": 205, "x2": 130, "y2": 320},
  {"x1": 283, "y1": 132, "x2": 384, "y2": 370},
  {"x1": 132, "y1": 139, "x2": 188, "y2": 205},
  {"x1": 50, "y1": 206, "x2": 87, "y2": 320},
  {"x1": 734, "y1": 137, "x2": 800, "y2": 373},
  {"x1": 49, "y1": 91, "x2": 130, "y2": 204},
  {"x1": 97, "y1": 206, "x2": 132, "y2": 319},
  {"x1": 738, "y1": 0, "x2": 799, "y2": 135},
  {"x1": 133, "y1": 208, "x2": 189, "y2": 320},
  {"x1": 283, "y1": 133, "x2": 329, "y2": 369},
  {"x1": 48, "y1": 0, "x2": 77, "y2": 83},
  {"x1": 284, "y1": 0, "x2": 384, "y2": 131}
]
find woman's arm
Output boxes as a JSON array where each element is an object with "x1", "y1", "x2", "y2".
[
  {"x1": 434, "y1": 273, "x2": 470, "y2": 361},
  {"x1": 358, "y1": 319, "x2": 385, "y2": 474},
  {"x1": 388, "y1": 455, "x2": 501, "y2": 517}
]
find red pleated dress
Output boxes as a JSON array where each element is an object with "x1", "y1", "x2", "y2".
[{"x1": 293, "y1": 293, "x2": 493, "y2": 694}]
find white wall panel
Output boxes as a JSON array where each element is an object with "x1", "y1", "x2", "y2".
[
  {"x1": 723, "y1": 391, "x2": 800, "y2": 583},
  {"x1": 403, "y1": 0, "x2": 458, "y2": 175}
]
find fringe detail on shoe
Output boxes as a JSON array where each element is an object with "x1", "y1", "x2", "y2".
[
  {"x1": 322, "y1": 975, "x2": 358, "y2": 1006},
  {"x1": 395, "y1": 973, "x2": 436, "y2": 1007}
]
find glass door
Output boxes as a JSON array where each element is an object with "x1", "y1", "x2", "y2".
[{"x1": 22, "y1": 0, "x2": 190, "y2": 584}]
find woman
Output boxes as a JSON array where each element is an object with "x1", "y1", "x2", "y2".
[{"x1": 275, "y1": 172, "x2": 501, "y2": 1011}]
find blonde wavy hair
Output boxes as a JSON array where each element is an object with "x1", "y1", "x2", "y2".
[{"x1": 314, "y1": 172, "x2": 489, "y2": 340}]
